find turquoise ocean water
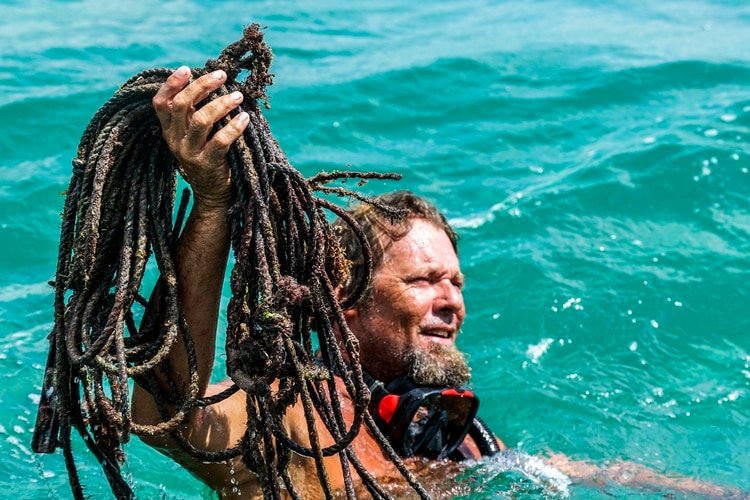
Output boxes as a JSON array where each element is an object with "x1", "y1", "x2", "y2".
[{"x1": 1, "y1": 0, "x2": 748, "y2": 497}]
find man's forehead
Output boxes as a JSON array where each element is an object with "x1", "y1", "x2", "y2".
[{"x1": 381, "y1": 220, "x2": 459, "y2": 267}]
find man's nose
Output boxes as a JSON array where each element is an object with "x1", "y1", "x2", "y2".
[{"x1": 434, "y1": 279, "x2": 464, "y2": 315}]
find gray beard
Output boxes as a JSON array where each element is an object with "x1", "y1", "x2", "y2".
[{"x1": 406, "y1": 342, "x2": 471, "y2": 387}]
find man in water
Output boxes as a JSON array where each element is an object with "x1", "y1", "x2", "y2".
[
  {"x1": 132, "y1": 68, "x2": 737, "y2": 498},
  {"x1": 132, "y1": 66, "x2": 497, "y2": 497}
]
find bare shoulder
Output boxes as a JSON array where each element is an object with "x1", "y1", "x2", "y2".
[{"x1": 135, "y1": 380, "x2": 257, "y2": 494}]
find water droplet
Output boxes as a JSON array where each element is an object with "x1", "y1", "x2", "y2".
[
  {"x1": 629, "y1": 342, "x2": 638, "y2": 352},
  {"x1": 562, "y1": 297, "x2": 580, "y2": 310},
  {"x1": 720, "y1": 113, "x2": 736, "y2": 123},
  {"x1": 650, "y1": 319, "x2": 659, "y2": 329},
  {"x1": 704, "y1": 128, "x2": 719, "y2": 137}
]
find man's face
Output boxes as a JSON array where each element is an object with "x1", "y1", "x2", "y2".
[{"x1": 345, "y1": 219, "x2": 469, "y2": 385}]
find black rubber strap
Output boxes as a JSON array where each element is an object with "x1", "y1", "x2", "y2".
[{"x1": 469, "y1": 416, "x2": 501, "y2": 456}]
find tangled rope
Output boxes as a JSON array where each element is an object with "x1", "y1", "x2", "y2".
[{"x1": 31, "y1": 24, "x2": 430, "y2": 500}]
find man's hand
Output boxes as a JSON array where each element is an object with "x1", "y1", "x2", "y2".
[{"x1": 152, "y1": 66, "x2": 249, "y2": 209}]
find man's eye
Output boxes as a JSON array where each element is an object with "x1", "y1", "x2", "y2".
[{"x1": 409, "y1": 276, "x2": 430, "y2": 284}]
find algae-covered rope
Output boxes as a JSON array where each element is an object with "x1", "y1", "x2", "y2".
[{"x1": 31, "y1": 24, "x2": 430, "y2": 500}]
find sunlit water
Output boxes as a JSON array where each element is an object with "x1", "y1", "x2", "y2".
[{"x1": 1, "y1": 0, "x2": 748, "y2": 498}]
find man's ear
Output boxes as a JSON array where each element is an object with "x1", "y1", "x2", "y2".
[
  {"x1": 334, "y1": 284, "x2": 359, "y2": 322},
  {"x1": 343, "y1": 306, "x2": 358, "y2": 322}
]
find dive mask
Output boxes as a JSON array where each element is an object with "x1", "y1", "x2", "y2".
[{"x1": 366, "y1": 374, "x2": 479, "y2": 459}]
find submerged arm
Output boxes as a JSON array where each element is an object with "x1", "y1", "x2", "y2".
[{"x1": 546, "y1": 452, "x2": 743, "y2": 498}]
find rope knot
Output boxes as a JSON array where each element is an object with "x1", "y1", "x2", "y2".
[
  {"x1": 204, "y1": 23, "x2": 273, "y2": 105},
  {"x1": 271, "y1": 275, "x2": 310, "y2": 310}
]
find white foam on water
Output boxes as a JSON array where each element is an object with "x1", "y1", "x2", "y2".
[
  {"x1": 526, "y1": 338, "x2": 554, "y2": 364},
  {"x1": 473, "y1": 450, "x2": 572, "y2": 497},
  {"x1": 449, "y1": 200, "x2": 507, "y2": 229},
  {"x1": 449, "y1": 192, "x2": 527, "y2": 229},
  {"x1": 718, "y1": 390, "x2": 742, "y2": 405},
  {"x1": 6, "y1": 436, "x2": 33, "y2": 458},
  {"x1": 0, "y1": 282, "x2": 51, "y2": 303}
]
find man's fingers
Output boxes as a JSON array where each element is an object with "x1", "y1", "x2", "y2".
[
  {"x1": 186, "y1": 91, "x2": 244, "y2": 148},
  {"x1": 153, "y1": 66, "x2": 191, "y2": 128},
  {"x1": 171, "y1": 70, "x2": 227, "y2": 116},
  {"x1": 206, "y1": 112, "x2": 250, "y2": 161}
]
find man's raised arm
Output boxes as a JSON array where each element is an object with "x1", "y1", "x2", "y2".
[{"x1": 131, "y1": 66, "x2": 249, "y2": 431}]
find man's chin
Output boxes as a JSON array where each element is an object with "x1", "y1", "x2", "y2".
[{"x1": 406, "y1": 342, "x2": 471, "y2": 387}]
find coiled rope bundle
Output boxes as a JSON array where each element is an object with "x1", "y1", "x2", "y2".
[{"x1": 31, "y1": 24, "x2": 430, "y2": 500}]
